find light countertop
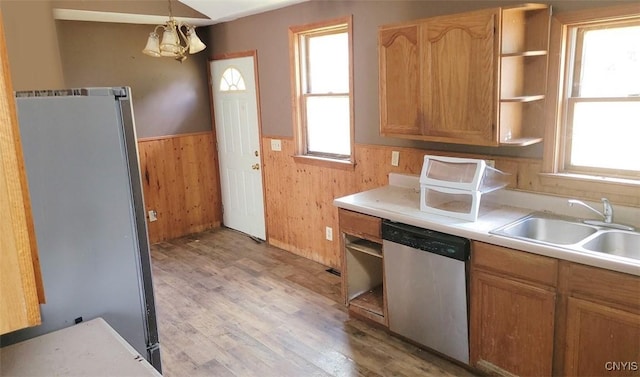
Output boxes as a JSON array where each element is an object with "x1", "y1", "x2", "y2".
[
  {"x1": 334, "y1": 174, "x2": 640, "y2": 276},
  {"x1": 0, "y1": 318, "x2": 161, "y2": 377}
]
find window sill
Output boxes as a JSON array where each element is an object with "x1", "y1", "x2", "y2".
[
  {"x1": 538, "y1": 172, "x2": 640, "y2": 200},
  {"x1": 293, "y1": 154, "x2": 355, "y2": 171}
]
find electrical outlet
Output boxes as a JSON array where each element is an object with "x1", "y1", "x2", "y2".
[
  {"x1": 271, "y1": 139, "x2": 282, "y2": 151},
  {"x1": 391, "y1": 151, "x2": 400, "y2": 166},
  {"x1": 325, "y1": 226, "x2": 333, "y2": 241},
  {"x1": 148, "y1": 210, "x2": 157, "y2": 222}
]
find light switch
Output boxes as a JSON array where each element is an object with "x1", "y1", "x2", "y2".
[
  {"x1": 391, "y1": 151, "x2": 400, "y2": 166},
  {"x1": 325, "y1": 226, "x2": 333, "y2": 241},
  {"x1": 271, "y1": 139, "x2": 282, "y2": 151}
]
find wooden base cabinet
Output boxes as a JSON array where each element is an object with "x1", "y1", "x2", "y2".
[
  {"x1": 470, "y1": 242, "x2": 557, "y2": 376},
  {"x1": 338, "y1": 209, "x2": 388, "y2": 326},
  {"x1": 564, "y1": 297, "x2": 640, "y2": 376},
  {"x1": 557, "y1": 262, "x2": 640, "y2": 377},
  {"x1": 471, "y1": 271, "x2": 556, "y2": 376},
  {"x1": 471, "y1": 243, "x2": 640, "y2": 377}
]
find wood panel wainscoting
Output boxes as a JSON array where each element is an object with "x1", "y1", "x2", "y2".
[
  {"x1": 262, "y1": 137, "x2": 639, "y2": 270},
  {"x1": 138, "y1": 131, "x2": 221, "y2": 244}
]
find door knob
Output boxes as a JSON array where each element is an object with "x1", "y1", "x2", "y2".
[{"x1": 252, "y1": 163, "x2": 260, "y2": 170}]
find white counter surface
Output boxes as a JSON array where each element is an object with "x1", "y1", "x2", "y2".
[
  {"x1": 0, "y1": 318, "x2": 161, "y2": 377},
  {"x1": 334, "y1": 174, "x2": 640, "y2": 276}
]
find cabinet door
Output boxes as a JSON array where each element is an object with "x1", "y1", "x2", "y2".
[
  {"x1": 0, "y1": 11, "x2": 43, "y2": 335},
  {"x1": 564, "y1": 297, "x2": 640, "y2": 377},
  {"x1": 422, "y1": 9, "x2": 498, "y2": 145},
  {"x1": 379, "y1": 24, "x2": 421, "y2": 136},
  {"x1": 470, "y1": 270, "x2": 555, "y2": 376}
]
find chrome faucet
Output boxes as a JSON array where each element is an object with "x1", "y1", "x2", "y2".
[
  {"x1": 568, "y1": 197, "x2": 635, "y2": 231},
  {"x1": 568, "y1": 198, "x2": 612, "y2": 223}
]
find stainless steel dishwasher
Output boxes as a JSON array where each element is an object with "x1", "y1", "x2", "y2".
[{"x1": 382, "y1": 220, "x2": 471, "y2": 364}]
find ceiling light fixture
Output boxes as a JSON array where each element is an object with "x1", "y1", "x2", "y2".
[{"x1": 142, "y1": 0, "x2": 206, "y2": 62}]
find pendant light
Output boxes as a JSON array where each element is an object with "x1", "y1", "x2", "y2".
[{"x1": 142, "y1": 0, "x2": 206, "y2": 62}]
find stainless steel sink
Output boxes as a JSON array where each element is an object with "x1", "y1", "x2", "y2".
[
  {"x1": 582, "y1": 231, "x2": 640, "y2": 259},
  {"x1": 491, "y1": 212, "x2": 640, "y2": 262},
  {"x1": 495, "y1": 216, "x2": 597, "y2": 245}
]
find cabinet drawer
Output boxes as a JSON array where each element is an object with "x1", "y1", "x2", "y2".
[
  {"x1": 561, "y1": 262, "x2": 640, "y2": 311},
  {"x1": 338, "y1": 209, "x2": 382, "y2": 243},
  {"x1": 472, "y1": 241, "x2": 558, "y2": 287}
]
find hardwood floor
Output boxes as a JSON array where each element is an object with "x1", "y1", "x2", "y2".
[{"x1": 150, "y1": 227, "x2": 477, "y2": 377}]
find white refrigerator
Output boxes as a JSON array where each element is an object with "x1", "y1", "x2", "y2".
[{"x1": 1, "y1": 87, "x2": 161, "y2": 373}]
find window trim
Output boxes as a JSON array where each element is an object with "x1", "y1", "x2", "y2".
[
  {"x1": 562, "y1": 19, "x2": 640, "y2": 179},
  {"x1": 542, "y1": 4, "x2": 640, "y2": 191},
  {"x1": 288, "y1": 16, "x2": 355, "y2": 169}
]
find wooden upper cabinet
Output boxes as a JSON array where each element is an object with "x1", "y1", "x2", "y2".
[
  {"x1": 422, "y1": 9, "x2": 498, "y2": 145},
  {"x1": 378, "y1": 4, "x2": 550, "y2": 147},
  {"x1": 379, "y1": 24, "x2": 421, "y2": 135},
  {"x1": 0, "y1": 10, "x2": 44, "y2": 336}
]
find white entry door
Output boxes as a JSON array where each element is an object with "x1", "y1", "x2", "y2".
[{"x1": 210, "y1": 56, "x2": 266, "y2": 240}]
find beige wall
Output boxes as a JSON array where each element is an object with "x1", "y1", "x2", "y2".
[
  {"x1": 0, "y1": 0, "x2": 211, "y2": 138},
  {"x1": 56, "y1": 20, "x2": 212, "y2": 138},
  {"x1": 208, "y1": 0, "x2": 635, "y2": 159},
  {"x1": 0, "y1": 0, "x2": 65, "y2": 90}
]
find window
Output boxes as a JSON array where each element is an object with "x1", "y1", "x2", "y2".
[
  {"x1": 289, "y1": 17, "x2": 354, "y2": 166},
  {"x1": 559, "y1": 18, "x2": 640, "y2": 179},
  {"x1": 219, "y1": 67, "x2": 246, "y2": 92}
]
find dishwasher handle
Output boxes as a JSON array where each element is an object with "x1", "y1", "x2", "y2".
[{"x1": 382, "y1": 220, "x2": 470, "y2": 261}]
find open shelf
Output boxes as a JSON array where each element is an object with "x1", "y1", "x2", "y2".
[
  {"x1": 498, "y1": 4, "x2": 551, "y2": 146},
  {"x1": 344, "y1": 230, "x2": 385, "y2": 326},
  {"x1": 349, "y1": 285, "x2": 385, "y2": 317},
  {"x1": 500, "y1": 95, "x2": 545, "y2": 103},
  {"x1": 346, "y1": 239, "x2": 383, "y2": 258},
  {"x1": 499, "y1": 137, "x2": 543, "y2": 146},
  {"x1": 341, "y1": 211, "x2": 387, "y2": 327},
  {"x1": 499, "y1": 100, "x2": 547, "y2": 145},
  {"x1": 501, "y1": 50, "x2": 548, "y2": 58},
  {"x1": 501, "y1": 5, "x2": 550, "y2": 54}
]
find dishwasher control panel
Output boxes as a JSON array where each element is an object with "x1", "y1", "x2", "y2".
[{"x1": 381, "y1": 220, "x2": 470, "y2": 261}]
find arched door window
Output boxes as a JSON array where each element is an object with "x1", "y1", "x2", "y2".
[{"x1": 219, "y1": 67, "x2": 246, "y2": 91}]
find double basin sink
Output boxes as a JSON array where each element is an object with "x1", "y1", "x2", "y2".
[{"x1": 491, "y1": 212, "x2": 640, "y2": 261}]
